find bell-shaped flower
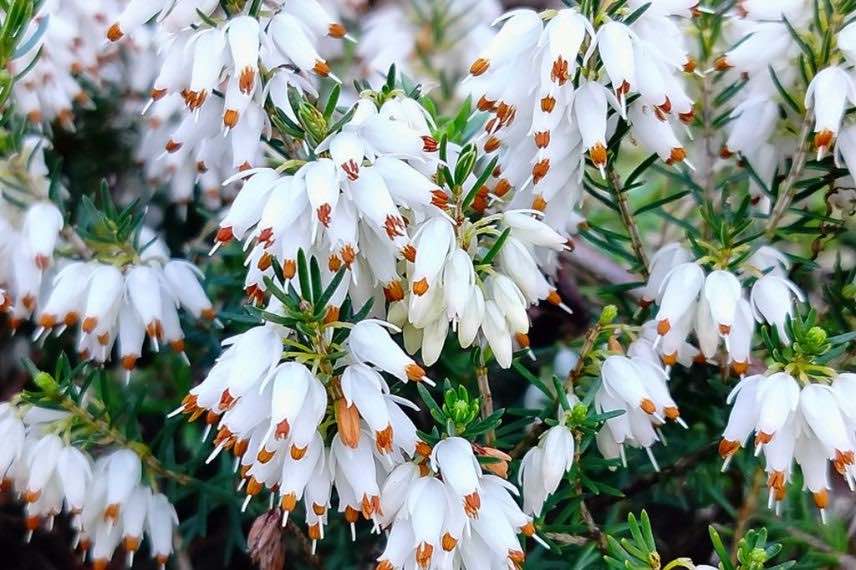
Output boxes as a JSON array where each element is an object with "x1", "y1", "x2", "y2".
[
  {"x1": 22, "y1": 201, "x2": 62, "y2": 270},
  {"x1": 348, "y1": 321, "x2": 428, "y2": 383},
  {"x1": 146, "y1": 492, "x2": 179, "y2": 569},
  {"x1": 269, "y1": 13, "x2": 333, "y2": 77},
  {"x1": 703, "y1": 270, "x2": 742, "y2": 335},
  {"x1": 601, "y1": 355, "x2": 658, "y2": 416},
  {"x1": 104, "y1": 449, "x2": 142, "y2": 521},
  {"x1": 411, "y1": 217, "x2": 455, "y2": 297},
  {"x1": 628, "y1": 103, "x2": 687, "y2": 165},
  {"x1": 750, "y1": 274, "x2": 804, "y2": 340},
  {"x1": 805, "y1": 65, "x2": 856, "y2": 157},
  {"x1": 468, "y1": 9, "x2": 542, "y2": 76},
  {"x1": 57, "y1": 445, "x2": 92, "y2": 514},
  {"x1": 120, "y1": 486, "x2": 150, "y2": 564},
  {"x1": 406, "y1": 476, "x2": 448, "y2": 568},
  {"x1": 431, "y1": 437, "x2": 483, "y2": 517},
  {"x1": 800, "y1": 384, "x2": 856, "y2": 477},
  {"x1": 341, "y1": 364, "x2": 393, "y2": 452},
  {"x1": 597, "y1": 21, "x2": 636, "y2": 110},
  {"x1": 226, "y1": 16, "x2": 261, "y2": 95},
  {"x1": 753, "y1": 373, "x2": 800, "y2": 448},
  {"x1": 640, "y1": 243, "x2": 692, "y2": 306},
  {"x1": 654, "y1": 261, "x2": 704, "y2": 336},
  {"x1": 268, "y1": 363, "x2": 313, "y2": 442}
]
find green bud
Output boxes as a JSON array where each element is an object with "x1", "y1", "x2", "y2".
[
  {"x1": 454, "y1": 144, "x2": 477, "y2": 186},
  {"x1": 33, "y1": 371, "x2": 58, "y2": 393},
  {"x1": 598, "y1": 305, "x2": 618, "y2": 325},
  {"x1": 749, "y1": 547, "x2": 767, "y2": 565},
  {"x1": 571, "y1": 403, "x2": 588, "y2": 424},
  {"x1": 843, "y1": 283, "x2": 856, "y2": 300},
  {"x1": 298, "y1": 102, "x2": 327, "y2": 142},
  {"x1": 804, "y1": 326, "x2": 828, "y2": 350},
  {"x1": 450, "y1": 399, "x2": 472, "y2": 425}
]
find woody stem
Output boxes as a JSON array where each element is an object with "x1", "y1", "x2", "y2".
[
  {"x1": 564, "y1": 321, "x2": 604, "y2": 391},
  {"x1": 606, "y1": 164, "x2": 650, "y2": 278},
  {"x1": 765, "y1": 113, "x2": 813, "y2": 238},
  {"x1": 58, "y1": 394, "x2": 192, "y2": 485},
  {"x1": 475, "y1": 363, "x2": 495, "y2": 445}
]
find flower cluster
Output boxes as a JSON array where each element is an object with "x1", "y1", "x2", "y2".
[
  {"x1": 467, "y1": 3, "x2": 696, "y2": 224},
  {"x1": 0, "y1": 403, "x2": 178, "y2": 569},
  {"x1": 108, "y1": 0, "x2": 348, "y2": 204},
  {"x1": 34, "y1": 227, "x2": 215, "y2": 372},
  {"x1": 721, "y1": 371, "x2": 856, "y2": 521},
  {"x1": 173, "y1": 312, "x2": 431, "y2": 549},
  {"x1": 714, "y1": 4, "x2": 856, "y2": 212},
  {"x1": 387, "y1": 209, "x2": 571, "y2": 369},
  {"x1": 378, "y1": 437, "x2": 544, "y2": 570},
  {"x1": 9, "y1": 0, "x2": 121, "y2": 128},
  {"x1": 639, "y1": 243, "x2": 803, "y2": 375},
  {"x1": 519, "y1": 421, "x2": 575, "y2": 517},
  {"x1": 211, "y1": 91, "x2": 440, "y2": 308},
  {"x1": 0, "y1": 138, "x2": 64, "y2": 326},
  {"x1": 594, "y1": 338, "x2": 686, "y2": 471}
]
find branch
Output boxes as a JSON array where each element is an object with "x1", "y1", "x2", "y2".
[
  {"x1": 57, "y1": 395, "x2": 193, "y2": 486},
  {"x1": 589, "y1": 442, "x2": 717, "y2": 510},
  {"x1": 606, "y1": 164, "x2": 650, "y2": 278},
  {"x1": 764, "y1": 113, "x2": 813, "y2": 237},
  {"x1": 475, "y1": 364, "x2": 495, "y2": 445}
]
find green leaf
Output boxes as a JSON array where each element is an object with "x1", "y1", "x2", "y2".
[
  {"x1": 782, "y1": 16, "x2": 816, "y2": 74},
  {"x1": 417, "y1": 383, "x2": 446, "y2": 425},
  {"x1": 462, "y1": 156, "x2": 498, "y2": 210},
  {"x1": 768, "y1": 66, "x2": 802, "y2": 114},
  {"x1": 633, "y1": 190, "x2": 691, "y2": 216},
  {"x1": 479, "y1": 227, "x2": 510, "y2": 266},
  {"x1": 296, "y1": 249, "x2": 311, "y2": 302},
  {"x1": 624, "y1": 153, "x2": 658, "y2": 189},
  {"x1": 323, "y1": 84, "x2": 341, "y2": 120},
  {"x1": 314, "y1": 267, "x2": 347, "y2": 316}
]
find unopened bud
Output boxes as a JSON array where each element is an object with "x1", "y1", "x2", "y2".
[
  {"x1": 33, "y1": 372, "x2": 58, "y2": 393},
  {"x1": 570, "y1": 403, "x2": 588, "y2": 424},
  {"x1": 297, "y1": 102, "x2": 327, "y2": 142},
  {"x1": 804, "y1": 326, "x2": 828, "y2": 350},
  {"x1": 598, "y1": 305, "x2": 618, "y2": 325},
  {"x1": 454, "y1": 144, "x2": 477, "y2": 186}
]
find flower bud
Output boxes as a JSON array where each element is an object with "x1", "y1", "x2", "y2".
[
  {"x1": 298, "y1": 102, "x2": 327, "y2": 142},
  {"x1": 454, "y1": 144, "x2": 477, "y2": 186},
  {"x1": 33, "y1": 372, "x2": 58, "y2": 393},
  {"x1": 599, "y1": 305, "x2": 618, "y2": 325}
]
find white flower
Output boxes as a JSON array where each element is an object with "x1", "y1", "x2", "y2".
[
  {"x1": 628, "y1": 102, "x2": 688, "y2": 165},
  {"x1": 703, "y1": 270, "x2": 743, "y2": 335},
  {"x1": 719, "y1": 375, "x2": 762, "y2": 466},
  {"x1": 349, "y1": 321, "x2": 429, "y2": 383},
  {"x1": 468, "y1": 9, "x2": 542, "y2": 77},
  {"x1": 721, "y1": 97, "x2": 780, "y2": 158},
  {"x1": 146, "y1": 492, "x2": 179, "y2": 568},
  {"x1": 597, "y1": 21, "x2": 636, "y2": 108},
  {"x1": 750, "y1": 274, "x2": 804, "y2": 340},
  {"x1": 431, "y1": 437, "x2": 483, "y2": 516},
  {"x1": 838, "y1": 21, "x2": 856, "y2": 65},
  {"x1": 805, "y1": 66, "x2": 856, "y2": 157},
  {"x1": 601, "y1": 355, "x2": 658, "y2": 416},
  {"x1": 654, "y1": 262, "x2": 704, "y2": 336}
]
